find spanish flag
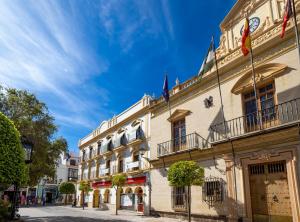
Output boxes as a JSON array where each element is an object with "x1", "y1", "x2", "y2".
[
  {"x1": 281, "y1": 0, "x2": 292, "y2": 38},
  {"x1": 241, "y1": 18, "x2": 251, "y2": 56}
]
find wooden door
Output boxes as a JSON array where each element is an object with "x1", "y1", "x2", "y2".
[
  {"x1": 93, "y1": 190, "x2": 99, "y2": 208},
  {"x1": 249, "y1": 161, "x2": 292, "y2": 222}
]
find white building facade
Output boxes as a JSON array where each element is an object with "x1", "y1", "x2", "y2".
[{"x1": 77, "y1": 95, "x2": 152, "y2": 215}]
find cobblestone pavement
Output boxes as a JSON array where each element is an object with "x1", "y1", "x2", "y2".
[{"x1": 19, "y1": 206, "x2": 182, "y2": 222}]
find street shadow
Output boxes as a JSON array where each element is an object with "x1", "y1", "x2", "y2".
[{"x1": 21, "y1": 216, "x2": 132, "y2": 222}]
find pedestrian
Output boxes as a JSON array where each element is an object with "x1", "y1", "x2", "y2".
[
  {"x1": 72, "y1": 197, "x2": 76, "y2": 207},
  {"x1": 42, "y1": 196, "x2": 46, "y2": 206}
]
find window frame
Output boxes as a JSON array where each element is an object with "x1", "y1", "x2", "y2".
[
  {"x1": 171, "y1": 186, "x2": 187, "y2": 211},
  {"x1": 242, "y1": 81, "x2": 277, "y2": 126},
  {"x1": 202, "y1": 177, "x2": 224, "y2": 207},
  {"x1": 171, "y1": 118, "x2": 187, "y2": 152}
]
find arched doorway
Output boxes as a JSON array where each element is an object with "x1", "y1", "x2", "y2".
[
  {"x1": 103, "y1": 189, "x2": 110, "y2": 204},
  {"x1": 121, "y1": 187, "x2": 134, "y2": 210},
  {"x1": 93, "y1": 190, "x2": 99, "y2": 208},
  {"x1": 135, "y1": 187, "x2": 144, "y2": 213}
]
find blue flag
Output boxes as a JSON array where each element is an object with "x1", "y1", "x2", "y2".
[{"x1": 162, "y1": 75, "x2": 169, "y2": 103}]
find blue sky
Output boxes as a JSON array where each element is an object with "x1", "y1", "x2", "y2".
[{"x1": 0, "y1": 0, "x2": 236, "y2": 153}]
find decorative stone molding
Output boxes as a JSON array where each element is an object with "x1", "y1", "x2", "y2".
[
  {"x1": 250, "y1": 149, "x2": 279, "y2": 160},
  {"x1": 167, "y1": 109, "x2": 191, "y2": 122},
  {"x1": 231, "y1": 63, "x2": 287, "y2": 94}
]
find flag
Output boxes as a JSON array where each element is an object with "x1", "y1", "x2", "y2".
[
  {"x1": 162, "y1": 75, "x2": 169, "y2": 103},
  {"x1": 241, "y1": 18, "x2": 251, "y2": 56},
  {"x1": 281, "y1": 0, "x2": 293, "y2": 38},
  {"x1": 198, "y1": 39, "x2": 215, "y2": 76}
]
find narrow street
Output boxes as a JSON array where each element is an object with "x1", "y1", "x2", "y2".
[{"x1": 19, "y1": 206, "x2": 181, "y2": 222}]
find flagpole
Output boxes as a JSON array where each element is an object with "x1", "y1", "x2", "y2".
[
  {"x1": 249, "y1": 46, "x2": 263, "y2": 130},
  {"x1": 291, "y1": 0, "x2": 300, "y2": 63},
  {"x1": 212, "y1": 36, "x2": 238, "y2": 220},
  {"x1": 212, "y1": 36, "x2": 227, "y2": 137}
]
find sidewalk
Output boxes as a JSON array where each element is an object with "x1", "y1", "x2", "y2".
[{"x1": 19, "y1": 205, "x2": 183, "y2": 222}]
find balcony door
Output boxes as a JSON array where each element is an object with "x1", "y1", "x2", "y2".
[
  {"x1": 172, "y1": 119, "x2": 186, "y2": 152},
  {"x1": 243, "y1": 82, "x2": 276, "y2": 131}
]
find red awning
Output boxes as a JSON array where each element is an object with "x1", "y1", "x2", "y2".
[
  {"x1": 92, "y1": 181, "x2": 111, "y2": 188},
  {"x1": 92, "y1": 176, "x2": 146, "y2": 188},
  {"x1": 126, "y1": 176, "x2": 146, "y2": 185}
]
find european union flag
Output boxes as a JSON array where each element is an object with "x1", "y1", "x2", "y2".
[{"x1": 162, "y1": 75, "x2": 169, "y2": 103}]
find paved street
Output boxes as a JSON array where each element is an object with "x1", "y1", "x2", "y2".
[{"x1": 19, "y1": 206, "x2": 181, "y2": 222}]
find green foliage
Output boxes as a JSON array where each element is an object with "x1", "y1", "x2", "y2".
[
  {"x1": 167, "y1": 161, "x2": 204, "y2": 187},
  {"x1": 111, "y1": 174, "x2": 126, "y2": 188},
  {"x1": 79, "y1": 181, "x2": 92, "y2": 193},
  {"x1": 0, "y1": 112, "x2": 27, "y2": 186},
  {"x1": 0, "y1": 86, "x2": 68, "y2": 186},
  {"x1": 0, "y1": 199, "x2": 10, "y2": 220},
  {"x1": 59, "y1": 182, "x2": 75, "y2": 194}
]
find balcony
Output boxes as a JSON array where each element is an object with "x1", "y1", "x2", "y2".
[
  {"x1": 126, "y1": 161, "x2": 140, "y2": 172},
  {"x1": 127, "y1": 126, "x2": 143, "y2": 146},
  {"x1": 101, "y1": 140, "x2": 113, "y2": 156},
  {"x1": 99, "y1": 168, "x2": 110, "y2": 176},
  {"x1": 157, "y1": 132, "x2": 210, "y2": 157},
  {"x1": 210, "y1": 98, "x2": 300, "y2": 143}
]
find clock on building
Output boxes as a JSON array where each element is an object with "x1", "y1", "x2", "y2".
[{"x1": 240, "y1": 17, "x2": 260, "y2": 36}]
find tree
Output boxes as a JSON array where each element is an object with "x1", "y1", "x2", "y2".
[
  {"x1": 167, "y1": 161, "x2": 204, "y2": 222},
  {"x1": 0, "y1": 112, "x2": 27, "y2": 186},
  {"x1": 79, "y1": 181, "x2": 92, "y2": 210},
  {"x1": 59, "y1": 182, "x2": 75, "y2": 205},
  {"x1": 0, "y1": 86, "x2": 68, "y2": 186},
  {"x1": 111, "y1": 174, "x2": 126, "y2": 215}
]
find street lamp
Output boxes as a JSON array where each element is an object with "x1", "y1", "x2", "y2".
[
  {"x1": 21, "y1": 136, "x2": 34, "y2": 164},
  {"x1": 11, "y1": 137, "x2": 34, "y2": 219}
]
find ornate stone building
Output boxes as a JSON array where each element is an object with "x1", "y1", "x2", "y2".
[
  {"x1": 77, "y1": 95, "x2": 152, "y2": 215},
  {"x1": 149, "y1": 0, "x2": 300, "y2": 221}
]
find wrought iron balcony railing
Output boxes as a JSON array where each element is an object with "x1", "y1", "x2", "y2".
[
  {"x1": 126, "y1": 161, "x2": 140, "y2": 172},
  {"x1": 210, "y1": 98, "x2": 300, "y2": 143},
  {"x1": 99, "y1": 168, "x2": 110, "y2": 176},
  {"x1": 157, "y1": 132, "x2": 210, "y2": 157}
]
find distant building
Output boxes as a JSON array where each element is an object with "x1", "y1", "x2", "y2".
[
  {"x1": 36, "y1": 152, "x2": 79, "y2": 204},
  {"x1": 55, "y1": 152, "x2": 79, "y2": 184}
]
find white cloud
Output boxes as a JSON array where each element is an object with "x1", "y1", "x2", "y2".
[
  {"x1": 161, "y1": 0, "x2": 175, "y2": 40},
  {"x1": 97, "y1": 0, "x2": 175, "y2": 53},
  {"x1": 0, "y1": 0, "x2": 110, "y2": 131}
]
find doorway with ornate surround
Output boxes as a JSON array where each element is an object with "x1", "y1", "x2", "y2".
[{"x1": 240, "y1": 148, "x2": 300, "y2": 222}]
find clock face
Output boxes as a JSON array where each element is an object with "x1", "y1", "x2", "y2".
[{"x1": 240, "y1": 17, "x2": 260, "y2": 36}]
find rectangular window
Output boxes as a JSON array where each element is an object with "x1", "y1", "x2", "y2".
[
  {"x1": 172, "y1": 119, "x2": 186, "y2": 152},
  {"x1": 97, "y1": 142, "x2": 101, "y2": 155},
  {"x1": 68, "y1": 168, "x2": 78, "y2": 180},
  {"x1": 70, "y1": 159, "x2": 76, "y2": 166},
  {"x1": 82, "y1": 151, "x2": 86, "y2": 161},
  {"x1": 89, "y1": 147, "x2": 93, "y2": 159},
  {"x1": 118, "y1": 159, "x2": 124, "y2": 173},
  {"x1": 133, "y1": 153, "x2": 139, "y2": 162},
  {"x1": 202, "y1": 178, "x2": 223, "y2": 207},
  {"x1": 172, "y1": 187, "x2": 186, "y2": 211}
]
